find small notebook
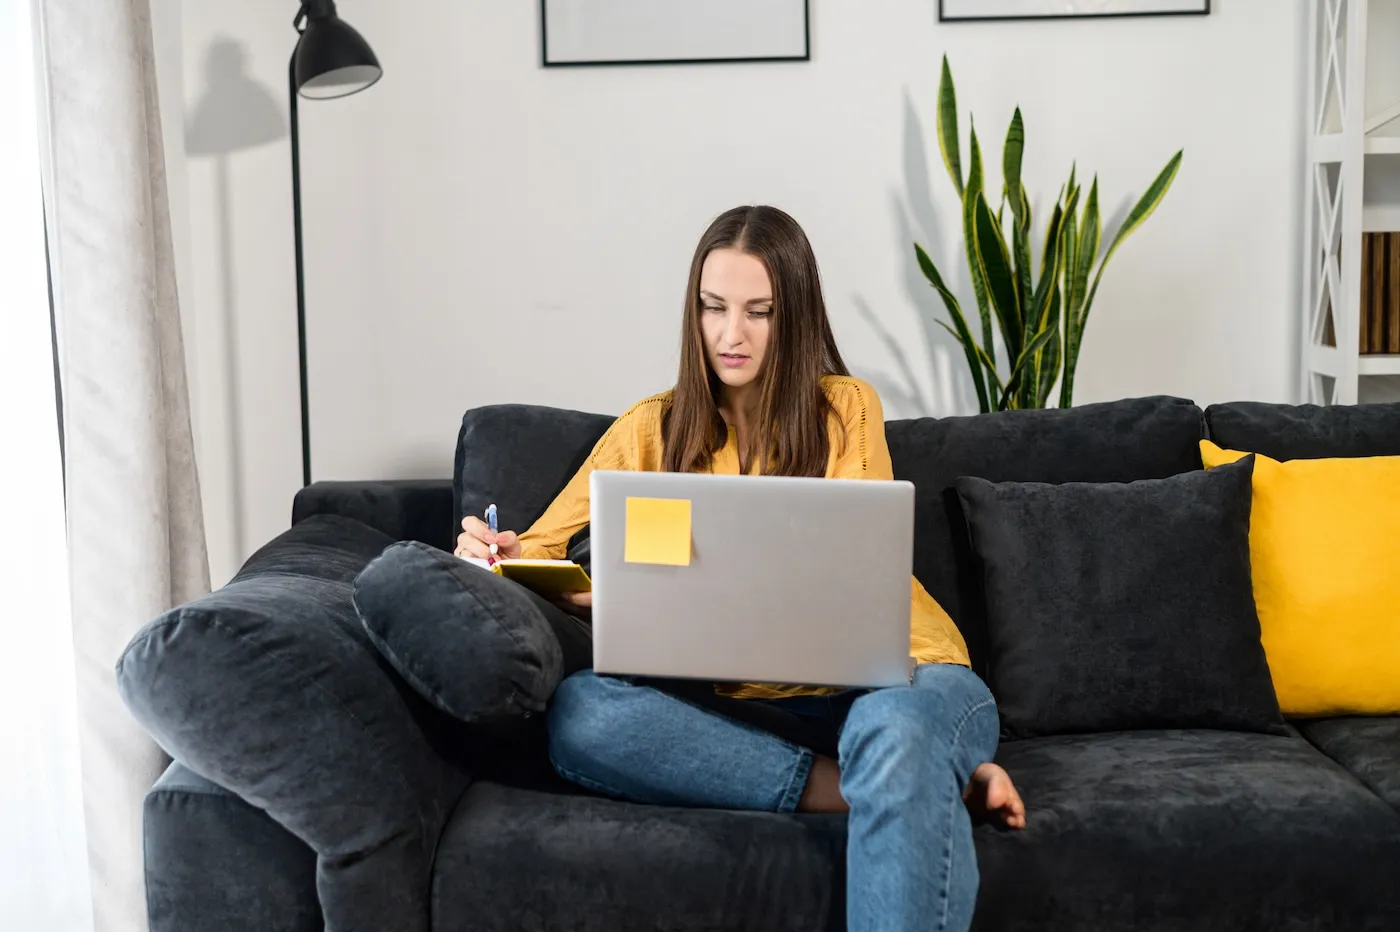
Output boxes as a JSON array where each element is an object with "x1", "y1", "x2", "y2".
[{"x1": 460, "y1": 557, "x2": 592, "y2": 594}]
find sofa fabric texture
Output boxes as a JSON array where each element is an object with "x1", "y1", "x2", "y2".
[
  {"x1": 954, "y1": 459, "x2": 1286, "y2": 739},
  {"x1": 1296, "y1": 716, "x2": 1400, "y2": 813},
  {"x1": 118, "y1": 516, "x2": 471, "y2": 932},
  {"x1": 354, "y1": 541, "x2": 592, "y2": 727},
  {"x1": 126, "y1": 396, "x2": 1400, "y2": 932},
  {"x1": 454, "y1": 403, "x2": 613, "y2": 548},
  {"x1": 976, "y1": 729, "x2": 1400, "y2": 931},
  {"x1": 144, "y1": 762, "x2": 321, "y2": 932},
  {"x1": 1205, "y1": 400, "x2": 1400, "y2": 460},
  {"x1": 293, "y1": 478, "x2": 456, "y2": 553}
]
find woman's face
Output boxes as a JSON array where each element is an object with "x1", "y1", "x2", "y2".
[{"x1": 699, "y1": 247, "x2": 773, "y2": 392}]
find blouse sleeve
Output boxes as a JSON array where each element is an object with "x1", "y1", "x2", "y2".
[
  {"x1": 516, "y1": 401, "x2": 649, "y2": 560},
  {"x1": 828, "y1": 379, "x2": 895, "y2": 481}
]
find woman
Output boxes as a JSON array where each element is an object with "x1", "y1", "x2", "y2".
[{"x1": 455, "y1": 206, "x2": 1025, "y2": 932}]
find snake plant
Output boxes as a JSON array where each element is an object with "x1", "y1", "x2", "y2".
[{"x1": 917, "y1": 56, "x2": 1182, "y2": 411}]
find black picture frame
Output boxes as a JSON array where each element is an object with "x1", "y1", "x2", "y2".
[
  {"x1": 540, "y1": 0, "x2": 811, "y2": 68},
  {"x1": 938, "y1": 0, "x2": 1209, "y2": 23}
]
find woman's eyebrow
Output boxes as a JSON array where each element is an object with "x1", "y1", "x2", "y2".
[{"x1": 700, "y1": 290, "x2": 773, "y2": 305}]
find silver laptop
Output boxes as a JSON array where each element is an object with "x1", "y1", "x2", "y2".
[{"x1": 589, "y1": 470, "x2": 916, "y2": 688}]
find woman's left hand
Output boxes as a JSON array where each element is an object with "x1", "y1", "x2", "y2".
[{"x1": 551, "y1": 589, "x2": 592, "y2": 620}]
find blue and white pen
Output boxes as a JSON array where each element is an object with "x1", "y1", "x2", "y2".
[{"x1": 485, "y1": 503, "x2": 499, "y2": 558}]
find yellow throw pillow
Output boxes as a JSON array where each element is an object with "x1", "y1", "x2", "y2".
[{"x1": 1200, "y1": 440, "x2": 1400, "y2": 717}]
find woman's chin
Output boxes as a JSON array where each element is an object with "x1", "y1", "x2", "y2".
[{"x1": 713, "y1": 368, "x2": 757, "y2": 390}]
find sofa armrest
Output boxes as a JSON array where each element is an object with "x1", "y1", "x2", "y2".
[
  {"x1": 119, "y1": 516, "x2": 470, "y2": 932},
  {"x1": 145, "y1": 762, "x2": 321, "y2": 932},
  {"x1": 293, "y1": 479, "x2": 454, "y2": 551}
]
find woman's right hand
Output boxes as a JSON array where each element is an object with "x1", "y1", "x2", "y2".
[{"x1": 456, "y1": 516, "x2": 522, "y2": 562}]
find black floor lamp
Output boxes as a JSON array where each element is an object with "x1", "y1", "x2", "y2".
[{"x1": 289, "y1": 0, "x2": 381, "y2": 487}]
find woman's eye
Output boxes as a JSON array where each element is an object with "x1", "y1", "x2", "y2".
[
  {"x1": 703, "y1": 305, "x2": 725, "y2": 314},
  {"x1": 748, "y1": 309, "x2": 773, "y2": 319}
]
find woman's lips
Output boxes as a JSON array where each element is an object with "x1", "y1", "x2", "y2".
[{"x1": 719, "y1": 354, "x2": 750, "y2": 368}]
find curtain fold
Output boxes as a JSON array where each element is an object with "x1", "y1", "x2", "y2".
[{"x1": 39, "y1": 0, "x2": 210, "y2": 928}]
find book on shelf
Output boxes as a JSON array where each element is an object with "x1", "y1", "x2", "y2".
[
  {"x1": 1361, "y1": 231, "x2": 1399, "y2": 356},
  {"x1": 1390, "y1": 233, "x2": 1400, "y2": 354}
]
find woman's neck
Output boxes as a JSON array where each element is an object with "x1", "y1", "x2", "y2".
[{"x1": 718, "y1": 384, "x2": 760, "y2": 436}]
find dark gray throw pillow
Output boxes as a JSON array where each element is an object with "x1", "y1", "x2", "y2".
[
  {"x1": 954, "y1": 457, "x2": 1286, "y2": 739},
  {"x1": 353, "y1": 542, "x2": 591, "y2": 728}
]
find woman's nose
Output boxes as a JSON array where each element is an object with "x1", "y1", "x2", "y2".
[{"x1": 722, "y1": 308, "x2": 746, "y2": 347}]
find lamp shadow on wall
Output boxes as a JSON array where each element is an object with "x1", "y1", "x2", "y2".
[
  {"x1": 185, "y1": 37, "x2": 286, "y2": 561},
  {"x1": 855, "y1": 90, "x2": 969, "y2": 419}
]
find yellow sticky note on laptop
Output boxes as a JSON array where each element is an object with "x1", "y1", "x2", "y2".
[{"x1": 624, "y1": 497, "x2": 692, "y2": 566}]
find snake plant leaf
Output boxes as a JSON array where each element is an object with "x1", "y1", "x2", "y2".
[
  {"x1": 974, "y1": 194, "x2": 1022, "y2": 358},
  {"x1": 999, "y1": 326, "x2": 1059, "y2": 410},
  {"x1": 1068, "y1": 176, "x2": 1100, "y2": 318},
  {"x1": 1012, "y1": 181, "x2": 1033, "y2": 317},
  {"x1": 963, "y1": 123, "x2": 996, "y2": 371},
  {"x1": 1080, "y1": 150, "x2": 1183, "y2": 325},
  {"x1": 935, "y1": 317, "x2": 1003, "y2": 397},
  {"x1": 938, "y1": 328, "x2": 1006, "y2": 396},
  {"x1": 937, "y1": 56, "x2": 963, "y2": 197},
  {"x1": 1001, "y1": 110, "x2": 1030, "y2": 314},
  {"x1": 918, "y1": 243, "x2": 991, "y2": 413},
  {"x1": 1004, "y1": 109, "x2": 1026, "y2": 225},
  {"x1": 1037, "y1": 288, "x2": 1064, "y2": 406},
  {"x1": 976, "y1": 343, "x2": 1006, "y2": 395},
  {"x1": 1025, "y1": 191, "x2": 1072, "y2": 352},
  {"x1": 1062, "y1": 195, "x2": 1079, "y2": 320}
]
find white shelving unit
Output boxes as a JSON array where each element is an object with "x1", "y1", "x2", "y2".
[{"x1": 1302, "y1": 0, "x2": 1400, "y2": 402}]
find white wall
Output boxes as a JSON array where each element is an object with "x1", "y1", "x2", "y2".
[{"x1": 170, "y1": 0, "x2": 1307, "y2": 584}]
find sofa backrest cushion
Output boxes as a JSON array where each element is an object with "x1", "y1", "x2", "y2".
[
  {"x1": 887, "y1": 396, "x2": 1205, "y2": 672},
  {"x1": 456, "y1": 396, "x2": 1206, "y2": 674},
  {"x1": 454, "y1": 404, "x2": 613, "y2": 549},
  {"x1": 1205, "y1": 400, "x2": 1400, "y2": 460}
]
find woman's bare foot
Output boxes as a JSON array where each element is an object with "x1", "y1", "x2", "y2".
[
  {"x1": 963, "y1": 762, "x2": 1026, "y2": 829},
  {"x1": 797, "y1": 755, "x2": 850, "y2": 813}
]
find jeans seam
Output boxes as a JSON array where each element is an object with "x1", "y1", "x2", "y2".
[
  {"x1": 777, "y1": 748, "x2": 815, "y2": 813},
  {"x1": 551, "y1": 760, "x2": 635, "y2": 803},
  {"x1": 939, "y1": 693, "x2": 997, "y2": 931}
]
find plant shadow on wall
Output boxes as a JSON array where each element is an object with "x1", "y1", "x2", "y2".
[
  {"x1": 913, "y1": 57, "x2": 1182, "y2": 413},
  {"x1": 185, "y1": 38, "x2": 286, "y2": 559},
  {"x1": 855, "y1": 92, "x2": 966, "y2": 420}
]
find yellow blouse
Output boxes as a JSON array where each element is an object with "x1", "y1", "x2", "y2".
[{"x1": 518, "y1": 375, "x2": 971, "y2": 699}]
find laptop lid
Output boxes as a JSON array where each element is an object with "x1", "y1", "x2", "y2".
[{"x1": 589, "y1": 470, "x2": 915, "y2": 688}]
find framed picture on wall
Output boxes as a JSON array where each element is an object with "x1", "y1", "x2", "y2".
[
  {"x1": 541, "y1": 0, "x2": 810, "y2": 67},
  {"x1": 939, "y1": 0, "x2": 1209, "y2": 22}
]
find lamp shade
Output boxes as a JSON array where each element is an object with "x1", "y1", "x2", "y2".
[{"x1": 293, "y1": 2, "x2": 381, "y2": 100}]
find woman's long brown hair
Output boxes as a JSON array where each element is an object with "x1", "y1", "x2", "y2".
[{"x1": 662, "y1": 206, "x2": 849, "y2": 477}]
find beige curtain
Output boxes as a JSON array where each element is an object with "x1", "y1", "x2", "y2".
[{"x1": 38, "y1": 0, "x2": 210, "y2": 929}]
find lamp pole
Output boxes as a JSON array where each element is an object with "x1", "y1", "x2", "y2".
[
  {"x1": 289, "y1": 53, "x2": 311, "y2": 489},
  {"x1": 287, "y1": 0, "x2": 380, "y2": 488}
]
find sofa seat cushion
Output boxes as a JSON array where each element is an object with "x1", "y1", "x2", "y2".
[
  {"x1": 144, "y1": 762, "x2": 320, "y2": 932},
  {"x1": 975, "y1": 729, "x2": 1400, "y2": 931},
  {"x1": 1296, "y1": 716, "x2": 1400, "y2": 813},
  {"x1": 430, "y1": 782, "x2": 848, "y2": 932}
]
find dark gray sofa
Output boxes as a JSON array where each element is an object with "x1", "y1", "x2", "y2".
[{"x1": 119, "y1": 396, "x2": 1400, "y2": 932}]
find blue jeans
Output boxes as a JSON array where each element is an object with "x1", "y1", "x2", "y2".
[{"x1": 547, "y1": 664, "x2": 1000, "y2": 932}]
